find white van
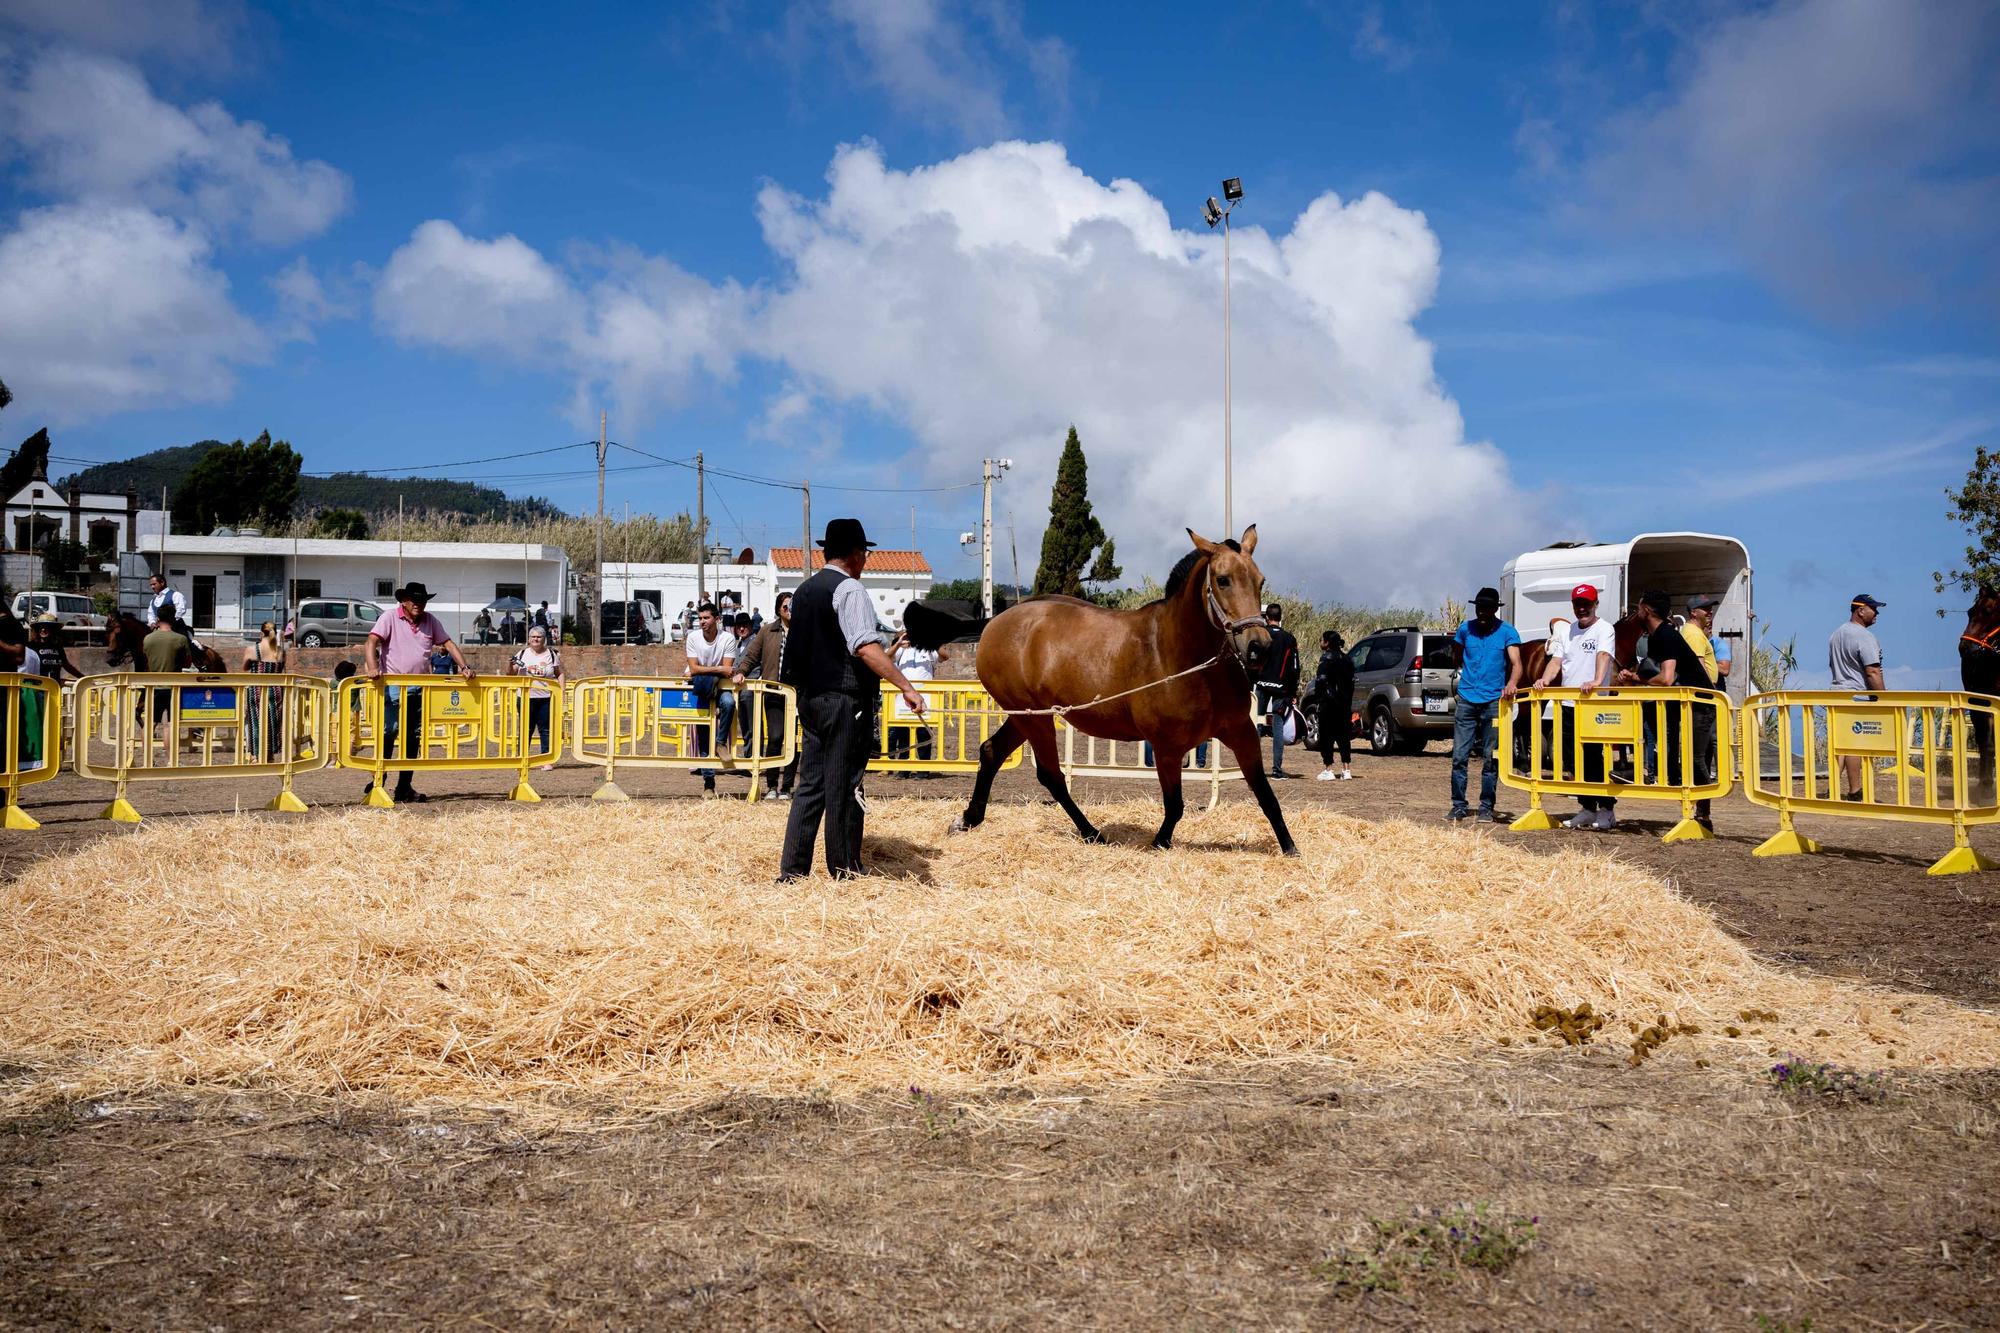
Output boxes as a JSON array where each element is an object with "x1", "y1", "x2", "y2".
[
  {"x1": 10, "y1": 590, "x2": 107, "y2": 642},
  {"x1": 1499, "y1": 532, "x2": 1753, "y2": 700}
]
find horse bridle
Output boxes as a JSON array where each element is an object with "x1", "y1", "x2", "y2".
[
  {"x1": 1204, "y1": 567, "x2": 1266, "y2": 670},
  {"x1": 1964, "y1": 624, "x2": 2000, "y2": 652}
]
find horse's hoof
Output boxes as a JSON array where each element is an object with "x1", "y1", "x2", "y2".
[
  {"x1": 1081, "y1": 830, "x2": 1109, "y2": 846},
  {"x1": 1150, "y1": 839, "x2": 1172, "y2": 852},
  {"x1": 1280, "y1": 844, "x2": 1302, "y2": 858},
  {"x1": 948, "y1": 815, "x2": 970, "y2": 836}
]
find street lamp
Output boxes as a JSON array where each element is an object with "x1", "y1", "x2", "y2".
[{"x1": 1203, "y1": 176, "x2": 1243, "y2": 534}]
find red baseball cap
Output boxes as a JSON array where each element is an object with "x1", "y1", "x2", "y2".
[{"x1": 1570, "y1": 583, "x2": 1599, "y2": 603}]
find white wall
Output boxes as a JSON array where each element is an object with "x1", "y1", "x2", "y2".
[{"x1": 158, "y1": 550, "x2": 567, "y2": 640}]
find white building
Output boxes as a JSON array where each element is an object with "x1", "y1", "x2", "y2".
[
  {"x1": 134, "y1": 534, "x2": 569, "y2": 641},
  {"x1": 603, "y1": 547, "x2": 935, "y2": 632},
  {"x1": 4, "y1": 468, "x2": 156, "y2": 554}
]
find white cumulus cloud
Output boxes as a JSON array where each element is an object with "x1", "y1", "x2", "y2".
[
  {"x1": 0, "y1": 204, "x2": 265, "y2": 418},
  {"x1": 375, "y1": 140, "x2": 1531, "y2": 602}
]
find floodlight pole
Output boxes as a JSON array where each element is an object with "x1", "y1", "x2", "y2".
[
  {"x1": 1222, "y1": 206, "x2": 1233, "y2": 537},
  {"x1": 595, "y1": 410, "x2": 605, "y2": 637},
  {"x1": 695, "y1": 450, "x2": 706, "y2": 607}
]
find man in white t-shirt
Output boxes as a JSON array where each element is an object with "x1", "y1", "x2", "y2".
[
  {"x1": 684, "y1": 601, "x2": 738, "y2": 793},
  {"x1": 889, "y1": 632, "x2": 945, "y2": 767},
  {"x1": 1534, "y1": 582, "x2": 1619, "y2": 830}
]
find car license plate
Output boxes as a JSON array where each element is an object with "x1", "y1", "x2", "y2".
[{"x1": 1424, "y1": 695, "x2": 1451, "y2": 714}]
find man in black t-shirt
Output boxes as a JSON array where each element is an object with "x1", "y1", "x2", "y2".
[
  {"x1": 1256, "y1": 603, "x2": 1303, "y2": 778},
  {"x1": 1618, "y1": 590, "x2": 1716, "y2": 829}
]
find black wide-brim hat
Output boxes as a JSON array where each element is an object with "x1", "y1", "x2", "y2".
[
  {"x1": 816, "y1": 518, "x2": 877, "y2": 556},
  {"x1": 394, "y1": 582, "x2": 433, "y2": 603}
]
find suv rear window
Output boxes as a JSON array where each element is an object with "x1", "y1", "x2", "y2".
[
  {"x1": 1360, "y1": 638, "x2": 1406, "y2": 673},
  {"x1": 1422, "y1": 635, "x2": 1458, "y2": 668}
]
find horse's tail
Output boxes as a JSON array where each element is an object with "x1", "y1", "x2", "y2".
[{"x1": 902, "y1": 601, "x2": 986, "y2": 652}]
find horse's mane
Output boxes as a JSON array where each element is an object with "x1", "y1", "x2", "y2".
[{"x1": 1157, "y1": 540, "x2": 1240, "y2": 604}]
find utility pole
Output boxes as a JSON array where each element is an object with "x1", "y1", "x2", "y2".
[
  {"x1": 801, "y1": 481, "x2": 811, "y2": 585},
  {"x1": 979, "y1": 458, "x2": 1011, "y2": 617},
  {"x1": 1007, "y1": 510, "x2": 1020, "y2": 609},
  {"x1": 595, "y1": 410, "x2": 606, "y2": 638},
  {"x1": 695, "y1": 450, "x2": 706, "y2": 606},
  {"x1": 1222, "y1": 204, "x2": 1233, "y2": 536}
]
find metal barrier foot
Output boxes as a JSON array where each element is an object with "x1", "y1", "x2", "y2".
[
  {"x1": 590, "y1": 780, "x2": 631, "y2": 802},
  {"x1": 509, "y1": 781, "x2": 542, "y2": 803},
  {"x1": 364, "y1": 783, "x2": 396, "y2": 809},
  {"x1": 1928, "y1": 844, "x2": 1998, "y2": 877},
  {"x1": 1510, "y1": 807, "x2": 1557, "y2": 832},
  {"x1": 266, "y1": 789, "x2": 309, "y2": 814},
  {"x1": 1753, "y1": 828, "x2": 1819, "y2": 858},
  {"x1": 3, "y1": 802, "x2": 40, "y2": 831},
  {"x1": 1661, "y1": 817, "x2": 1714, "y2": 844},
  {"x1": 99, "y1": 797, "x2": 142, "y2": 824}
]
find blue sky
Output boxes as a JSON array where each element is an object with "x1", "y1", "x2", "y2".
[{"x1": 2, "y1": 0, "x2": 1997, "y2": 683}]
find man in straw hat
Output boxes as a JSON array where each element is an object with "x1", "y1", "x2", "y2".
[
  {"x1": 778, "y1": 519, "x2": 927, "y2": 880},
  {"x1": 364, "y1": 581, "x2": 475, "y2": 805}
]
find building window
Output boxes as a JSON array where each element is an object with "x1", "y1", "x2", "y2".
[
  {"x1": 375, "y1": 579, "x2": 394, "y2": 598},
  {"x1": 496, "y1": 582, "x2": 526, "y2": 603},
  {"x1": 294, "y1": 579, "x2": 322, "y2": 599},
  {"x1": 87, "y1": 519, "x2": 118, "y2": 552}
]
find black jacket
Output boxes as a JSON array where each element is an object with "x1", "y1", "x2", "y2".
[
  {"x1": 1258, "y1": 625, "x2": 1301, "y2": 698},
  {"x1": 1312, "y1": 648, "x2": 1355, "y2": 704}
]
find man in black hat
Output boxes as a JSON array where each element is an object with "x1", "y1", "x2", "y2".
[
  {"x1": 778, "y1": 519, "x2": 927, "y2": 880},
  {"x1": 364, "y1": 581, "x2": 475, "y2": 804},
  {"x1": 1447, "y1": 586, "x2": 1522, "y2": 822}
]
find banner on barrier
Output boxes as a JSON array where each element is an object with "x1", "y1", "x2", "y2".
[{"x1": 74, "y1": 672, "x2": 330, "y2": 822}]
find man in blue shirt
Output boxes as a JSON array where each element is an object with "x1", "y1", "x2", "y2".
[{"x1": 1448, "y1": 586, "x2": 1522, "y2": 822}]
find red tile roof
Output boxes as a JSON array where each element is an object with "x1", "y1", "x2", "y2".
[{"x1": 771, "y1": 547, "x2": 933, "y2": 575}]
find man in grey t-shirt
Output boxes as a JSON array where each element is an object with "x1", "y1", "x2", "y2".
[{"x1": 1829, "y1": 593, "x2": 1887, "y2": 800}]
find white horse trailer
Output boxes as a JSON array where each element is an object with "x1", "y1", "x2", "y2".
[{"x1": 1500, "y1": 533, "x2": 1753, "y2": 701}]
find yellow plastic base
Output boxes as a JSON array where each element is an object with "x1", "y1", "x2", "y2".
[
  {"x1": 3, "y1": 802, "x2": 40, "y2": 831},
  {"x1": 1509, "y1": 807, "x2": 1557, "y2": 832},
  {"x1": 365, "y1": 783, "x2": 396, "y2": 809},
  {"x1": 266, "y1": 789, "x2": 309, "y2": 814},
  {"x1": 1754, "y1": 828, "x2": 1820, "y2": 858},
  {"x1": 509, "y1": 781, "x2": 541, "y2": 803},
  {"x1": 100, "y1": 797, "x2": 142, "y2": 824},
  {"x1": 590, "y1": 780, "x2": 631, "y2": 802},
  {"x1": 1928, "y1": 844, "x2": 1999, "y2": 877},
  {"x1": 1661, "y1": 817, "x2": 1714, "y2": 844}
]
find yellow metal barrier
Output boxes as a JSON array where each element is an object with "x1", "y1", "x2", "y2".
[
  {"x1": 569, "y1": 676, "x2": 795, "y2": 801},
  {"x1": 1500, "y1": 687, "x2": 1733, "y2": 842},
  {"x1": 1741, "y1": 691, "x2": 1999, "y2": 876},
  {"x1": 74, "y1": 673, "x2": 330, "y2": 822},
  {"x1": 337, "y1": 675, "x2": 555, "y2": 806},
  {"x1": 0, "y1": 675, "x2": 61, "y2": 830},
  {"x1": 871, "y1": 679, "x2": 1024, "y2": 776}
]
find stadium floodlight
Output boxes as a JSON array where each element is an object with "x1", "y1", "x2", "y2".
[
  {"x1": 1202, "y1": 197, "x2": 1222, "y2": 228},
  {"x1": 1201, "y1": 177, "x2": 1243, "y2": 531},
  {"x1": 1222, "y1": 177, "x2": 1243, "y2": 202}
]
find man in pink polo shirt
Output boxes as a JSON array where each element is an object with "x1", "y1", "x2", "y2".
[{"x1": 363, "y1": 581, "x2": 475, "y2": 804}]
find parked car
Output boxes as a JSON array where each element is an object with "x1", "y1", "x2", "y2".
[
  {"x1": 10, "y1": 591, "x2": 106, "y2": 643},
  {"x1": 1345, "y1": 627, "x2": 1462, "y2": 755},
  {"x1": 600, "y1": 600, "x2": 665, "y2": 645},
  {"x1": 287, "y1": 599, "x2": 385, "y2": 647}
]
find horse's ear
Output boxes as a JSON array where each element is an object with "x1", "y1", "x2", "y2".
[
  {"x1": 1186, "y1": 528, "x2": 1218, "y2": 555},
  {"x1": 1239, "y1": 524, "x2": 1258, "y2": 556}
]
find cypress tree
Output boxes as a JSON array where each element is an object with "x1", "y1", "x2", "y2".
[{"x1": 1032, "y1": 426, "x2": 1108, "y2": 598}]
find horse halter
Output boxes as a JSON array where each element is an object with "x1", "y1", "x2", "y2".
[
  {"x1": 1965, "y1": 625, "x2": 2000, "y2": 652},
  {"x1": 1204, "y1": 567, "x2": 1266, "y2": 668}
]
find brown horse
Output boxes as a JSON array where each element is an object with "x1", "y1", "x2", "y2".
[
  {"x1": 103, "y1": 612, "x2": 229, "y2": 673},
  {"x1": 937, "y1": 526, "x2": 1296, "y2": 856},
  {"x1": 1959, "y1": 585, "x2": 2000, "y2": 798}
]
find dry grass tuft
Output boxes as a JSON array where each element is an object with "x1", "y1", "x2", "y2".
[{"x1": 2, "y1": 799, "x2": 1996, "y2": 1123}]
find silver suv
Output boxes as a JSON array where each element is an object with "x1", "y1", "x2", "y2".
[
  {"x1": 1349, "y1": 627, "x2": 1460, "y2": 755},
  {"x1": 288, "y1": 599, "x2": 385, "y2": 647}
]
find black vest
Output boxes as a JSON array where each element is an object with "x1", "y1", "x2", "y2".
[{"x1": 782, "y1": 565, "x2": 867, "y2": 699}]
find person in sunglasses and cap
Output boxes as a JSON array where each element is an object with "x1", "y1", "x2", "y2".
[
  {"x1": 1830, "y1": 594, "x2": 1887, "y2": 801},
  {"x1": 363, "y1": 581, "x2": 475, "y2": 804},
  {"x1": 1447, "y1": 586, "x2": 1522, "y2": 822},
  {"x1": 778, "y1": 519, "x2": 927, "y2": 880}
]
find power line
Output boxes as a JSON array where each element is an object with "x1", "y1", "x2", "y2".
[{"x1": 302, "y1": 441, "x2": 594, "y2": 477}]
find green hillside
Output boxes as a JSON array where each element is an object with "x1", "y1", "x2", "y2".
[{"x1": 57, "y1": 444, "x2": 564, "y2": 521}]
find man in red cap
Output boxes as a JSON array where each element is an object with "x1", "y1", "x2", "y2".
[{"x1": 1534, "y1": 583, "x2": 1620, "y2": 829}]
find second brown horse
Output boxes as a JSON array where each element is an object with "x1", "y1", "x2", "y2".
[{"x1": 938, "y1": 525, "x2": 1298, "y2": 856}]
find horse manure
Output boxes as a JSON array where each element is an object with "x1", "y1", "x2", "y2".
[
  {"x1": 1530, "y1": 1003, "x2": 1607, "y2": 1047},
  {"x1": 1737, "y1": 1007, "x2": 1780, "y2": 1023},
  {"x1": 1725, "y1": 1025, "x2": 1742, "y2": 1038}
]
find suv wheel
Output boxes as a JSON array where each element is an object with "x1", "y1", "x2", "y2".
[
  {"x1": 1299, "y1": 707, "x2": 1320, "y2": 751},
  {"x1": 300, "y1": 630, "x2": 325, "y2": 647},
  {"x1": 1369, "y1": 705, "x2": 1397, "y2": 756}
]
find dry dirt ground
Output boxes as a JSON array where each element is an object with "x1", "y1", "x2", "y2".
[{"x1": 4, "y1": 751, "x2": 1999, "y2": 1329}]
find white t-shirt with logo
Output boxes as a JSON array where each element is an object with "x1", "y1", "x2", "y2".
[
  {"x1": 1558, "y1": 617, "x2": 1617, "y2": 690},
  {"x1": 685, "y1": 628, "x2": 736, "y2": 670},
  {"x1": 893, "y1": 644, "x2": 938, "y2": 718}
]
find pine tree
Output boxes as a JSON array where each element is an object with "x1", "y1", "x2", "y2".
[
  {"x1": 1032, "y1": 426, "x2": 1108, "y2": 597},
  {"x1": 1086, "y1": 537, "x2": 1123, "y2": 587}
]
